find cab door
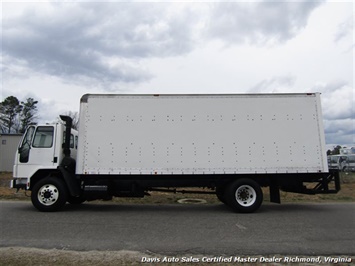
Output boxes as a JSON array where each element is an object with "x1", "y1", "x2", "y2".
[
  {"x1": 29, "y1": 126, "x2": 57, "y2": 165},
  {"x1": 16, "y1": 125, "x2": 57, "y2": 178}
]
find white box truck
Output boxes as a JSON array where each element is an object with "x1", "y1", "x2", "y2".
[{"x1": 11, "y1": 93, "x2": 340, "y2": 212}]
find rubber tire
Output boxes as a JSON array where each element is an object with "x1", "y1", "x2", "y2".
[
  {"x1": 67, "y1": 195, "x2": 86, "y2": 205},
  {"x1": 225, "y1": 178, "x2": 263, "y2": 213},
  {"x1": 31, "y1": 177, "x2": 68, "y2": 212}
]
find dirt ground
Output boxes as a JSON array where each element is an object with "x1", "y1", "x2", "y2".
[
  {"x1": 0, "y1": 247, "x2": 353, "y2": 266},
  {"x1": 0, "y1": 247, "x2": 144, "y2": 266}
]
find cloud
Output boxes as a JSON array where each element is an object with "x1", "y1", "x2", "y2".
[
  {"x1": 2, "y1": 2, "x2": 198, "y2": 90},
  {"x1": 324, "y1": 119, "x2": 355, "y2": 145},
  {"x1": 334, "y1": 17, "x2": 352, "y2": 43},
  {"x1": 248, "y1": 75, "x2": 296, "y2": 93},
  {"x1": 2, "y1": 1, "x2": 325, "y2": 90},
  {"x1": 207, "y1": 1, "x2": 324, "y2": 45},
  {"x1": 315, "y1": 82, "x2": 354, "y2": 145},
  {"x1": 314, "y1": 81, "x2": 354, "y2": 121}
]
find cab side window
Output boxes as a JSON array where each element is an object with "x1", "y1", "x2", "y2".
[
  {"x1": 33, "y1": 126, "x2": 54, "y2": 148},
  {"x1": 63, "y1": 133, "x2": 75, "y2": 148},
  {"x1": 75, "y1": 136, "x2": 78, "y2": 149},
  {"x1": 70, "y1": 134, "x2": 74, "y2": 148}
]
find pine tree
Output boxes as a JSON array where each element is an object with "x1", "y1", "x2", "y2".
[
  {"x1": 0, "y1": 96, "x2": 23, "y2": 133},
  {"x1": 20, "y1": 98, "x2": 38, "y2": 133}
]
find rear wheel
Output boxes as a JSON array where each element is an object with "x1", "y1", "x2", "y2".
[
  {"x1": 31, "y1": 177, "x2": 68, "y2": 212},
  {"x1": 225, "y1": 178, "x2": 263, "y2": 213}
]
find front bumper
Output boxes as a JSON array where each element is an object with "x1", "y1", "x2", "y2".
[{"x1": 10, "y1": 178, "x2": 29, "y2": 190}]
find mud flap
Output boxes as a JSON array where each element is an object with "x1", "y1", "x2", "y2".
[
  {"x1": 58, "y1": 165, "x2": 81, "y2": 197},
  {"x1": 269, "y1": 184, "x2": 281, "y2": 204}
]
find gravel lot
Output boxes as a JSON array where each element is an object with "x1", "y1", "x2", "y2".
[{"x1": 1, "y1": 247, "x2": 354, "y2": 266}]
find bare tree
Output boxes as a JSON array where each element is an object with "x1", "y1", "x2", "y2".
[{"x1": 58, "y1": 111, "x2": 79, "y2": 130}]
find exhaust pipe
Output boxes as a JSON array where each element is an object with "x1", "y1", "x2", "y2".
[{"x1": 60, "y1": 115, "x2": 72, "y2": 157}]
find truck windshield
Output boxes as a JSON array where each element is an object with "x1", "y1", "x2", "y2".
[
  {"x1": 19, "y1": 126, "x2": 35, "y2": 163},
  {"x1": 330, "y1": 156, "x2": 339, "y2": 163}
]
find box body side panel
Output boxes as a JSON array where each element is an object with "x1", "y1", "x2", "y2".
[{"x1": 76, "y1": 94, "x2": 327, "y2": 175}]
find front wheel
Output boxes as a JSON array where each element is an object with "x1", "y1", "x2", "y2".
[
  {"x1": 67, "y1": 195, "x2": 86, "y2": 205},
  {"x1": 31, "y1": 177, "x2": 68, "y2": 212},
  {"x1": 225, "y1": 179, "x2": 263, "y2": 213}
]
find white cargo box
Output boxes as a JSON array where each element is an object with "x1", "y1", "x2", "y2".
[{"x1": 76, "y1": 93, "x2": 328, "y2": 175}]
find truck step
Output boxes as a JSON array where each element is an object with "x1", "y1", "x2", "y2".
[{"x1": 84, "y1": 185, "x2": 108, "y2": 192}]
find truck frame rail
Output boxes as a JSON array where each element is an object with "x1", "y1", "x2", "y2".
[{"x1": 281, "y1": 170, "x2": 340, "y2": 195}]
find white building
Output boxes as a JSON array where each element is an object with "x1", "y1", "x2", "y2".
[{"x1": 0, "y1": 134, "x2": 22, "y2": 172}]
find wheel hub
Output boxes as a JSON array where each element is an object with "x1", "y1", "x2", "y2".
[
  {"x1": 235, "y1": 185, "x2": 256, "y2": 207},
  {"x1": 43, "y1": 191, "x2": 52, "y2": 199},
  {"x1": 38, "y1": 184, "x2": 59, "y2": 206},
  {"x1": 238, "y1": 189, "x2": 251, "y2": 201}
]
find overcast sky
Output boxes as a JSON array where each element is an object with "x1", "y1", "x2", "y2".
[{"x1": 1, "y1": 0, "x2": 354, "y2": 146}]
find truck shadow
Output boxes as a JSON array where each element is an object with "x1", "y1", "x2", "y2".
[
  {"x1": 259, "y1": 202, "x2": 332, "y2": 213},
  {"x1": 65, "y1": 202, "x2": 231, "y2": 213},
  {"x1": 64, "y1": 202, "x2": 331, "y2": 214}
]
